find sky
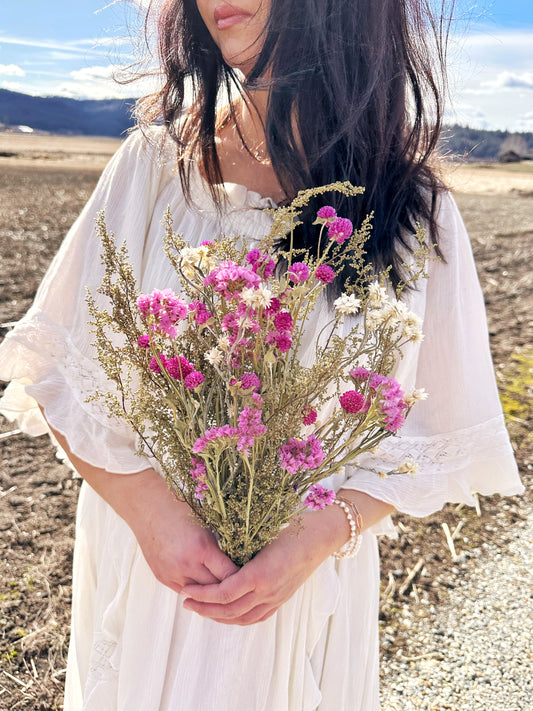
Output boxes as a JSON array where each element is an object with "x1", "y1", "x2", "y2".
[{"x1": 0, "y1": 0, "x2": 532, "y2": 131}]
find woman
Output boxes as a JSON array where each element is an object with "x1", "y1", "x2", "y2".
[{"x1": 0, "y1": 1, "x2": 523, "y2": 709}]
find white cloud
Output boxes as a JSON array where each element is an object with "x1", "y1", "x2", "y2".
[
  {"x1": 0, "y1": 63, "x2": 26, "y2": 77},
  {"x1": 52, "y1": 64, "x2": 157, "y2": 100},
  {"x1": 481, "y1": 72, "x2": 533, "y2": 91},
  {"x1": 70, "y1": 65, "x2": 116, "y2": 82},
  {"x1": 446, "y1": 28, "x2": 533, "y2": 130},
  {"x1": 1, "y1": 80, "x2": 23, "y2": 91}
]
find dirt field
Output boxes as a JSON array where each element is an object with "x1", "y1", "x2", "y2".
[{"x1": 0, "y1": 134, "x2": 532, "y2": 710}]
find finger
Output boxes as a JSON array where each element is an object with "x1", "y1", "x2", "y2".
[
  {"x1": 202, "y1": 546, "x2": 240, "y2": 582},
  {"x1": 183, "y1": 590, "x2": 258, "y2": 620},
  {"x1": 182, "y1": 566, "x2": 220, "y2": 586},
  {"x1": 182, "y1": 569, "x2": 255, "y2": 604},
  {"x1": 210, "y1": 603, "x2": 273, "y2": 626}
]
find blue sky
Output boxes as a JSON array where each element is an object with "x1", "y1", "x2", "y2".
[{"x1": 0, "y1": 0, "x2": 532, "y2": 130}]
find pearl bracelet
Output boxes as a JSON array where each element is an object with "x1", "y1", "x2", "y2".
[{"x1": 331, "y1": 497, "x2": 363, "y2": 559}]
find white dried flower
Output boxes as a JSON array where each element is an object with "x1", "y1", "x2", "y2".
[
  {"x1": 405, "y1": 387, "x2": 428, "y2": 407},
  {"x1": 365, "y1": 308, "x2": 388, "y2": 330},
  {"x1": 180, "y1": 245, "x2": 217, "y2": 278},
  {"x1": 334, "y1": 293, "x2": 361, "y2": 315},
  {"x1": 368, "y1": 281, "x2": 389, "y2": 307},
  {"x1": 240, "y1": 286, "x2": 272, "y2": 309},
  {"x1": 204, "y1": 347, "x2": 224, "y2": 366},
  {"x1": 397, "y1": 458, "x2": 419, "y2": 475},
  {"x1": 401, "y1": 311, "x2": 423, "y2": 341},
  {"x1": 217, "y1": 335, "x2": 231, "y2": 351}
]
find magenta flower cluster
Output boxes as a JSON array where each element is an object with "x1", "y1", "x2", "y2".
[
  {"x1": 221, "y1": 302, "x2": 262, "y2": 364},
  {"x1": 265, "y1": 308, "x2": 294, "y2": 354},
  {"x1": 348, "y1": 367, "x2": 407, "y2": 431},
  {"x1": 204, "y1": 261, "x2": 261, "y2": 299},
  {"x1": 192, "y1": 407, "x2": 267, "y2": 457},
  {"x1": 303, "y1": 483, "x2": 336, "y2": 510},
  {"x1": 302, "y1": 407, "x2": 318, "y2": 425},
  {"x1": 315, "y1": 264, "x2": 336, "y2": 284},
  {"x1": 137, "y1": 289, "x2": 188, "y2": 339},
  {"x1": 188, "y1": 300, "x2": 213, "y2": 324},
  {"x1": 189, "y1": 457, "x2": 208, "y2": 500},
  {"x1": 288, "y1": 262, "x2": 310, "y2": 283},
  {"x1": 316, "y1": 206, "x2": 337, "y2": 221},
  {"x1": 278, "y1": 434, "x2": 325, "y2": 474},
  {"x1": 315, "y1": 206, "x2": 353, "y2": 244},
  {"x1": 339, "y1": 390, "x2": 366, "y2": 414},
  {"x1": 328, "y1": 217, "x2": 353, "y2": 244},
  {"x1": 149, "y1": 354, "x2": 204, "y2": 390},
  {"x1": 246, "y1": 249, "x2": 276, "y2": 279}
]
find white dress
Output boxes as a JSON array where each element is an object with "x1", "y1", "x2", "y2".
[{"x1": 0, "y1": 129, "x2": 523, "y2": 711}]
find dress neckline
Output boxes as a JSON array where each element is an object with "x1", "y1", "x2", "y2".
[{"x1": 189, "y1": 162, "x2": 278, "y2": 212}]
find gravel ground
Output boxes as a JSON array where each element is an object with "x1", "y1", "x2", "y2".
[{"x1": 380, "y1": 509, "x2": 533, "y2": 710}]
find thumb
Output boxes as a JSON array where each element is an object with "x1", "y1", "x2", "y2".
[{"x1": 203, "y1": 542, "x2": 240, "y2": 581}]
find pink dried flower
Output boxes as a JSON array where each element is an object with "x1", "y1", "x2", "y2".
[
  {"x1": 195, "y1": 481, "x2": 209, "y2": 499},
  {"x1": 279, "y1": 435, "x2": 325, "y2": 474},
  {"x1": 246, "y1": 249, "x2": 276, "y2": 279},
  {"x1": 189, "y1": 300, "x2": 212, "y2": 324},
  {"x1": 315, "y1": 264, "x2": 336, "y2": 284},
  {"x1": 349, "y1": 366, "x2": 371, "y2": 382},
  {"x1": 221, "y1": 313, "x2": 238, "y2": 332},
  {"x1": 339, "y1": 390, "x2": 365, "y2": 414},
  {"x1": 328, "y1": 217, "x2": 353, "y2": 244},
  {"x1": 275, "y1": 332, "x2": 292, "y2": 353},
  {"x1": 190, "y1": 457, "x2": 207, "y2": 480},
  {"x1": 137, "y1": 335, "x2": 150, "y2": 348},
  {"x1": 375, "y1": 377, "x2": 407, "y2": 432},
  {"x1": 166, "y1": 356, "x2": 194, "y2": 380},
  {"x1": 184, "y1": 371, "x2": 205, "y2": 390},
  {"x1": 274, "y1": 311, "x2": 294, "y2": 332},
  {"x1": 264, "y1": 297, "x2": 281, "y2": 318},
  {"x1": 303, "y1": 483, "x2": 335, "y2": 510},
  {"x1": 302, "y1": 407, "x2": 318, "y2": 425},
  {"x1": 200, "y1": 240, "x2": 215, "y2": 246},
  {"x1": 137, "y1": 289, "x2": 188, "y2": 338},
  {"x1": 137, "y1": 294, "x2": 152, "y2": 314},
  {"x1": 149, "y1": 354, "x2": 168, "y2": 373},
  {"x1": 288, "y1": 262, "x2": 310, "y2": 283},
  {"x1": 204, "y1": 261, "x2": 261, "y2": 299},
  {"x1": 316, "y1": 206, "x2": 337, "y2": 221},
  {"x1": 240, "y1": 373, "x2": 261, "y2": 392}
]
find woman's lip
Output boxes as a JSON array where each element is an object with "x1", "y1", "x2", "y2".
[{"x1": 214, "y1": 4, "x2": 251, "y2": 29}]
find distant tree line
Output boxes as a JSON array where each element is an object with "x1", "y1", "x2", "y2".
[
  {"x1": 440, "y1": 124, "x2": 533, "y2": 161},
  {"x1": 1, "y1": 89, "x2": 532, "y2": 160}
]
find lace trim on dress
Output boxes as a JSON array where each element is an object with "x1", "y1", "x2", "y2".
[{"x1": 370, "y1": 416, "x2": 513, "y2": 473}]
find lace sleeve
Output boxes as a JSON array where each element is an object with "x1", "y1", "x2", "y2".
[
  {"x1": 0, "y1": 131, "x2": 167, "y2": 473},
  {"x1": 341, "y1": 192, "x2": 524, "y2": 516}
]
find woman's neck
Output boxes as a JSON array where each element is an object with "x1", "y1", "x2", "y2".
[{"x1": 214, "y1": 91, "x2": 286, "y2": 203}]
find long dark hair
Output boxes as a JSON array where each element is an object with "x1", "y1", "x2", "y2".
[{"x1": 137, "y1": 0, "x2": 451, "y2": 291}]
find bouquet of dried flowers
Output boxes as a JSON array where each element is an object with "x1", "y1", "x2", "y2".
[{"x1": 87, "y1": 183, "x2": 429, "y2": 565}]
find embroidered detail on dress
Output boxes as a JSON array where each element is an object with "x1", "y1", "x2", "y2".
[
  {"x1": 360, "y1": 416, "x2": 512, "y2": 474},
  {"x1": 88, "y1": 638, "x2": 119, "y2": 677}
]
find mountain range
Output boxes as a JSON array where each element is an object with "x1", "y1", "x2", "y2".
[
  {"x1": 0, "y1": 89, "x2": 136, "y2": 137},
  {"x1": 1, "y1": 89, "x2": 532, "y2": 160}
]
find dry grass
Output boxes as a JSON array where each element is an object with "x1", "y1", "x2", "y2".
[{"x1": 0, "y1": 139, "x2": 531, "y2": 709}]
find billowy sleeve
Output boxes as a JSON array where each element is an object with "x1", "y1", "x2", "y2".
[
  {"x1": 341, "y1": 191, "x2": 524, "y2": 517},
  {"x1": 0, "y1": 130, "x2": 167, "y2": 473}
]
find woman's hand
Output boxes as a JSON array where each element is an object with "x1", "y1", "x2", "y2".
[
  {"x1": 181, "y1": 490, "x2": 395, "y2": 625},
  {"x1": 42, "y1": 415, "x2": 239, "y2": 594},
  {"x1": 127, "y1": 472, "x2": 240, "y2": 594},
  {"x1": 181, "y1": 502, "x2": 348, "y2": 625}
]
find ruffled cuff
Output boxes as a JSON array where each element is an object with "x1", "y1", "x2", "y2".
[
  {"x1": 341, "y1": 416, "x2": 524, "y2": 519},
  {"x1": 0, "y1": 312, "x2": 150, "y2": 475}
]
